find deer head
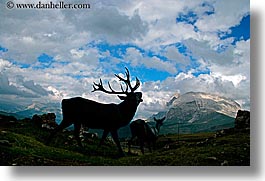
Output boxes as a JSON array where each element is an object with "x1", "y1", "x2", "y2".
[
  {"x1": 154, "y1": 116, "x2": 166, "y2": 133},
  {"x1": 92, "y1": 67, "x2": 143, "y2": 104}
]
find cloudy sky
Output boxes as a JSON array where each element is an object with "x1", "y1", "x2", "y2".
[{"x1": 0, "y1": 0, "x2": 250, "y2": 119}]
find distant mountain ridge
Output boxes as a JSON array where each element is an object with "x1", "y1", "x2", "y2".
[
  {"x1": 0, "y1": 102, "x2": 61, "y2": 121},
  {"x1": 166, "y1": 92, "x2": 240, "y2": 118}
]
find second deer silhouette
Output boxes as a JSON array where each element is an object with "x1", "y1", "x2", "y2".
[{"x1": 128, "y1": 116, "x2": 166, "y2": 154}]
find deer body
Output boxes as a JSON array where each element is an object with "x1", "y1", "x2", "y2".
[
  {"x1": 47, "y1": 68, "x2": 142, "y2": 156},
  {"x1": 62, "y1": 97, "x2": 140, "y2": 131},
  {"x1": 61, "y1": 97, "x2": 140, "y2": 129},
  {"x1": 128, "y1": 117, "x2": 165, "y2": 154}
]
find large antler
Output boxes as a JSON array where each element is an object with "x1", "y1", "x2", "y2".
[
  {"x1": 114, "y1": 67, "x2": 140, "y2": 93},
  {"x1": 92, "y1": 78, "x2": 128, "y2": 94},
  {"x1": 92, "y1": 68, "x2": 140, "y2": 94}
]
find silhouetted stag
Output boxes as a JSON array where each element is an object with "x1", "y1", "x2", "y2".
[
  {"x1": 47, "y1": 68, "x2": 142, "y2": 156},
  {"x1": 128, "y1": 117, "x2": 165, "y2": 154}
]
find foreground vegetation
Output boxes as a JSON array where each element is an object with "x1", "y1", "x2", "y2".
[{"x1": 0, "y1": 117, "x2": 250, "y2": 166}]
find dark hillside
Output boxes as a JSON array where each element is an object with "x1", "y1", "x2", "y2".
[{"x1": 0, "y1": 112, "x2": 250, "y2": 166}]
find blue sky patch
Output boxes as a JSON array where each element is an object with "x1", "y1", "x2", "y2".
[
  {"x1": 0, "y1": 45, "x2": 8, "y2": 52},
  {"x1": 34, "y1": 53, "x2": 55, "y2": 69},
  {"x1": 176, "y1": 11, "x2": 198, "y2": 25},
  {"x1": 133, "y1": 66, "x2": 171, "y2": 82},
  {"x1": 89, "y1": 41, "x2": 199, "y2": 82},
  {"x1": 161, "y1": 42, "x2": 191, "y2": 57},
  {"x1": 87, "y1": 41, "x2": 132, "y2": 59},
  {"x1": 219, "y1": 14, "x2": 250, "y2": 44},
  {"x1": 202, "y1": 2, "x2": 215, "y2": 16},
  {"x1": 192, "y1": 68, "x2": 211, "y2": 77},
  {"x1": 9, "y1": 59, "x2": 30, "y2": 69}
]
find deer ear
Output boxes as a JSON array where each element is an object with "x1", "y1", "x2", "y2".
[
  {"x1": 118, "y1": 95, "x2": 126, "y2": 100},
  {"x1": 154, "y1": 117, "x2": 166, "y2": 123}
]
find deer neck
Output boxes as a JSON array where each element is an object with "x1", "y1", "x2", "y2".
[
  {"x1": 118, "y1": 100, "x2": 138, "y2": 125},
  {"x1": 151, "y1": 126, "x2": 159, "y2": 137}
]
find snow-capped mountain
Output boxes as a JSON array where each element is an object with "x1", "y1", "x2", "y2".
[
  {"x1": 167, "y1": 92, "x2": 240, "y2": 118},
  {"x1": 149, "y1": 92, "x2": 241, "y2": 134}
]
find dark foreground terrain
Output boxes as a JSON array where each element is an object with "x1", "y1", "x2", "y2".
[{"x1": 0, "y1": 115, "x2": 250, "y2": 166}]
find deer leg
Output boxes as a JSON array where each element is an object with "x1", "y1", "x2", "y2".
[
  {"x1": 140, "y1": 139, "x2": 145, "y2": 154},
  {"x1": 46, "y1": 119, "x2": 72, "y2": 145},
  {"x1": 148, "y1": 142, "x2": 152, "y2": 153},
  {"x1": 110, "y1": 130, "x2": 124, "y2": 156},
  {"x1": 128, "y1": 140, "x2": 131, "y2": 154},
  {"x1": 98, "y1": 130, "x2": 109, "y2": 147},
  {"x1": 128, "y1": 135, "x2": 136, "y2": 154},
  {"x1": 74, "y1": 123, "x2": 82, "y2": 148},
  {"x1": 152, "y1": 140, "x2": 156, "y2": 151}
]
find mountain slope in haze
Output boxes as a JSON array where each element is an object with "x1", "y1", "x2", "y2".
[{"x1": 149, "y1": 92, "x2": 241, "y2": 134}]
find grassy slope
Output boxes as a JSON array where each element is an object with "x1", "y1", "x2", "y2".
[{"x1": 0, "y1": 119, "x2": 250, "y2": 166}]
